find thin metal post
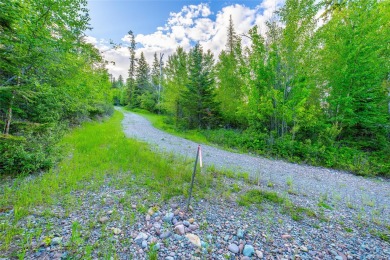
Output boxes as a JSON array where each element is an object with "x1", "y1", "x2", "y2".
[{"x1": 187, "y1": 145, "x2": 200, "y2": 212}]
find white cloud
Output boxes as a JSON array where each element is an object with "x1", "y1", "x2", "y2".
[{"x1": 89, "y1": 1, "x2": 286, "y2": 79}]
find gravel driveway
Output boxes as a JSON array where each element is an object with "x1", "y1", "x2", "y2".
[{"x1": 119, "y1": 109, "x2": 390, "y2": 224}]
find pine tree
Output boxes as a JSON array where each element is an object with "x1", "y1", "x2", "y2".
[
  {"x1": 126, "y1": 30, "x2": 136, "y2": 106},
  {"x1": 181, "y1": 44, "x2": 219, "y2": 129}
]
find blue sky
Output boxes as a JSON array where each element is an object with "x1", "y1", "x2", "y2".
[
  {"x1": 87, "y1": 0, "x2": 261, "y2": 42},
  {"x1": 85, "y1": 0, "x2": 285, "y2": 79}
]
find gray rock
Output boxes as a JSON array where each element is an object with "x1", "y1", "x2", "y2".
[
  {"x1": 153, "y1": 222, "x2": 161, "y2": 229},
  {"x1": 153, "y1": 243, "x2": 160, "y2": 251},
  {"x1": 256, "y1": 250, "x2": 264, "y2": 258},
  {"x1": 174, "y1": 234, "x2": 183, "y2": 240},
  {"x1": 174, "y1": 224, "x2": 185, "y2": 235},
  {"x1": 135, "y1": 232, "x2": 148, "y2": 244},
  {"x1": 237, "y1": 229, "x2": 245, "y2": 239},
  {"x1": 165, "y1": 257, "x2": 174, "y2": 260},
  {"x1": 189, "y1": 224, "x2": 198, "y2": 231},
  {"x1": 164, "y1": 212, "x2": 174, "y2": 223},
  {"x1": 51, "y1": 237, "x2": 62, "y2": 246},
  {"x1": 335, "y1": 257, "x2": 343, "y2": 260},
  {"x1": 160, "y1": 231, "x2": 172, "y2": 239},
  {"x1": 172, "y1": 217, "x2": 178, "y2": 225},
  {"x1": 183, "y1": 220, "x2": 190, "y2": 227},
  {"x1": 243, "y1": 245, "x2": 255, "y2": 257},
  {"x1": 141, "y1": 240, "x2": 147, "y2": 248},
  {"x1": 99, "y1": 216, "x2": 109, "y2": 223},
  {"x1": 228, "y1": 243, "x2": 239, "y2": 254}
]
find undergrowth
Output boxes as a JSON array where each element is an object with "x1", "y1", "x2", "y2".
[
  {"x1": 131, "y1": 109, "x2": 390, "y2": 177},
  {"x1": 0, "y1": 111, "x2": 210, "y2": 251}
]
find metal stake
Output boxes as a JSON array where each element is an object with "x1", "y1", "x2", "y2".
[{"x1": 186, "y1": 145, "x2": 200, "y2": 212}]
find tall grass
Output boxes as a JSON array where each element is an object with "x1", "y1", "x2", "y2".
[{"x1": 0, "y1": 111, "x2": 211, "y2": 250}]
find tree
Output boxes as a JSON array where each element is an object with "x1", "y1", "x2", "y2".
[
  {"x1": 135, "y1": 52, "x2": 154, "y2": 110},
  {"x1": 126, "y1": 30, "x2": 136, "y2": 107},
  {"x1": 318, "y1": 0, "x2": 390, "y2": 149},
  {"x1": 180, "y1": 44, "x2": 219, "y2": 129},
  {"x1": 215, "y1": 16, "x2": 245, "y2": 127},
  {"x1": 162, "y1": 47, "x2": 189, "y2": 124},
  {"x1": 0, "y1": 0, "x2": 112, "y2": 174}
]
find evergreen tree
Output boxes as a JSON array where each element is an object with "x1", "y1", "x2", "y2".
[
  {"x1": 181, "y1": 44, "x2": 219, "y2": 129},
  {"x1": 126, "y1": 30, "x2": 136, "y2": 106},
  {"x1": 135, "y1": 52, "x2": 154, "y2": 110}
]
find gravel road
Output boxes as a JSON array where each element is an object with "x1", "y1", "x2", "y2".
[{"x1": 120, "y1": 109, "x2": 390, "y2": 224}]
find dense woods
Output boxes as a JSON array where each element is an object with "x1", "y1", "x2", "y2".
[
  {"x1": 1, "y1": 0, "x2": 389, "y2": 176},
  {"x1": 0, "y1": 0, "x2": 112, "y2": 174},
  {"x1": 114, "y1": 0, "x2": 389, "y2": 176}
]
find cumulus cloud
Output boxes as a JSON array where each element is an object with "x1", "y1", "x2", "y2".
[{"x1": 90, "y1": 1, "x2": 286, "y2": 79}]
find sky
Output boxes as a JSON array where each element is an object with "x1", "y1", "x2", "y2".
[{"x1": 85, "y1": 0, "x2": 285, "y2": 79}]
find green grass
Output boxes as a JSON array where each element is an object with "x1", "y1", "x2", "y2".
[
  {"x1": 129, "y1": 108, "x2": 209, "y2": 144},
  {"x1": 0, "y1": 111, "x2": 213, "y2": 252},
  {"x1": 238, "y1": 189, "x2": 316, "y2": 221}
]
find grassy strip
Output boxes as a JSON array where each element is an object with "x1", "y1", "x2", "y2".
[
  {"x1": 0, "y1": 111, "x2": 214, "y2": 250},
  {"x1": 237, "y1": 189, "x2": 317, "y2": 221},
  {"x1": 129, "y1": 108, "x2": 210, "y2": 145}
]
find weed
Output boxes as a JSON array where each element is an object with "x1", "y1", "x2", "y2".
[{"x1": 147, "y1": 242, "x2": 158, "y2": 260}]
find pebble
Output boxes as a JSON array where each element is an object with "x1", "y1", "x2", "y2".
[
  {"x1": 160, "y1": 231, "x2": 172, "y2": 239},
  {"x1": 188, "y1": 218, "x2": 195, "y2": 224},
  {"x1": 164, "y1": 213, "x2": 174, "y2": 223},
  {"x1": 135, "y1": 232, "x2": 148, "y2": 244},
  {"x1": 174, "y1": 224, "x2": 185, "y2": 235},
  {"x1": 99, "y1": 216, "x2": 109, "y2": 223},
  {"x1": 112, "y1": 228, "x2": 121, "y2": 235},
  {"x1": 148, "y1": 207, "x2": 155, "y2": 215},
  {"x1": 256, "y1": 250, "x2": 263, "y2": 258},
  {"x1": 243, "y1": 245, "x2": 255, "y2": 257},
  {"x1": 183, "y1": 220, "x2": 190, "y2": 227},
  {"x1": 141, "y1": 240, "x2": 147, "y2": 248},
  {"x1": 186, "y1": 234, "x2": 201, "y2": 247},
  {"x1": 51, "y1": 237, "x2": 62, "y2": 246},
  {"x1": 237, "y1": 229, "x2": 245, "y2": 239},
  {"x1": 189, "y1": 224, "x2": 198, "y2": 231},
  {"x1": 300, "y1": 246, "x2": 308, "y2": 252},
  {"x1": 228, "y1": 243, "x2": 239, "y2": 254}
]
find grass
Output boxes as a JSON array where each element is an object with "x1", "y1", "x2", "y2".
[
  {"x1": 0, "y1": 111, "x2": 213, "y2": 253},
  {"x1": 238, "y1": 189, "x2": 316, "y2": 221},
  {"x1": 129, "y1": 108, "x2": 209, "y2": 144}
]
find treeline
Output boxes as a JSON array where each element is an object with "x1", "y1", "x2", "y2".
[
  {"x1": 116, "y1": 0, "x2": 389, "y2": 176},
  {"x1": 0, "y1": 0, "x2": 113, "y2": 174}
]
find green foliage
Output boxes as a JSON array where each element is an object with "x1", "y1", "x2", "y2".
[
  {"x1": 180, "y1": 44, "x2": 220, "y2": 129},
  {"x1": 0, "y1": 0, "x2": 113, "y2": 175}
]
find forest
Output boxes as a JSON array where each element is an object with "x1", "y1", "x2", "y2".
[
  {"x1": 0, "y1": 0, "x2": 113, "y2": 174},
  {"x1": 1, "y1": 0, "x2": 389, "y2": 177},
  {"x1": 112, "y1": 0, "x2": 390, "y2": 176}
]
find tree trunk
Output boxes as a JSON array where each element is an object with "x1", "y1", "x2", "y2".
[{"x1": 3, "y1": 91, "x2": 14, "y2": 135}]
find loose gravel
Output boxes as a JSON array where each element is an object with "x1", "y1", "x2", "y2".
[
  {"x1": 120, "y1": 109, "x2": 390, "y2": 224},
  {"x1": 1, "y1": 109, "x2": 389, "y2": 259}
]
